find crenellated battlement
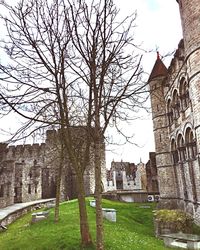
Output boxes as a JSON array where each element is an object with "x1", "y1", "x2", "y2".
[{"x1": 2, "y1": 143, "x2": 46, "y2": 161}]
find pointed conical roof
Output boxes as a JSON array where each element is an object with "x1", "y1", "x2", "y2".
[{"x1": 148, "y1": 52, "x2": 168, "y2": 82}]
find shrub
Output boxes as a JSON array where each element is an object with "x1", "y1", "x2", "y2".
[{"x1": 153, "y1": 209, "x2": 193, "y2": 237}]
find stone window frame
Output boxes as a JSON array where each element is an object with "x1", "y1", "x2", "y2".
[
  {"x1": 179, "y1": 77, "x2": 190, "y2": 111},
  {"x1": 171, "y1": 138, "x2": 179, "y2": 164},
  {"x1": 172, "y1": 89, "x2": 181, "y2": 120},
  {"x1": 35, "y1": 183, "x2": 38, "y2": 194},
  {"x1": 177, "y1": 133, "x2": 186, "y2": 162},
  {"x1": 28, "y1": 184, "x2": 31, "y2": 194},
  {"x1": 167, "y1": 98, "x2": 173, "y2": 125},
  {"x1": 185, "y1": 127, "x2": 197, "y2": 160}
]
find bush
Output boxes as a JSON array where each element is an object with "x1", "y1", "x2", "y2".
[{"x1": 153, "y1": 209, "x2": 193, "y2": 237}]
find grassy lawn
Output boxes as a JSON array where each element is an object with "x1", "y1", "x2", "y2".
[{"x1": 0, "y1": 199, "x2": 182, "y2": 250}]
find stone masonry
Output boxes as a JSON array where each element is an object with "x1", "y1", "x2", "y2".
[
  {"x1": 146, "y1": 152, "x2": 159, "y2": 193},
  {"x1": 0, "y1": 128, "x2": 107, "y2": 208},
  {"x1": 149, "y1": 0, "x2": 200, "y2": 224}
]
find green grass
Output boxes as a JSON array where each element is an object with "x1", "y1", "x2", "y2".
[{"x1": 0, "y1": 199, "x2": 186, "y2": 249}]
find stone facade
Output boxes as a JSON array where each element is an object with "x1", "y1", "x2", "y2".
[
  {"x1": 106, "y1": 161, "x2": 147, "y2": 192},
  {"x1": 146, "y1": 152, "x2": 159, "y2": 193},
  {"x1": 0, "y1": 129, "x2": 107, "y2": 208},
  {"x1": 0, "y1": 143, "x2": 45, "y2": 208},
  {"x1": 149, "y1": 0, "x2": 200, "y2": 223}
]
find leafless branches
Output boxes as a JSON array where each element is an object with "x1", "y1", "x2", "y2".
[{"x1": 0, "y1": 0, "x2": 148, "y2": 248}]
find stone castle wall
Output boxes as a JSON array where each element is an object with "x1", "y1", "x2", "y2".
[
  {"x1": 0, "y1": 128, "x2": 107, "y2": 208},
  {"x1": 146, "y1": 152, "x2": 159, "y2": 193},
  {"x1": 149, "y1": 0, "x2": 200, "y2": 223},
  {"x1": 0, "y1": 160, "x2": 15, "y2": 208},
  {"x1": 45, "y1": 128, "x2": 107, "y2": 196}
]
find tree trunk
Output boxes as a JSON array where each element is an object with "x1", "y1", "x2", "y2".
[
  {"x1": 54, "y1": 139, "x2": 64, "y2": 223},
  {"x1": 94, "y1": 141, "x2": 104, "y2": 250},
  {"x1": 61, "y1": 128, "x2": 93, "y2": 246},
  {"x1": 54, "y1": 167, "x2": 62, "y2": 223},
  {"x1": 76, "y1": 173, "x2": 93, "y2": 247}
]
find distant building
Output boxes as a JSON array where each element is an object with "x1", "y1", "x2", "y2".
[{"x1": 106, "y1": 160, "x2": 147, "y2": 192}]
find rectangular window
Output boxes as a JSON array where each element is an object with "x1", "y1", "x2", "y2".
[
  {"x1": 0, "y1": 185, "x2": 4, "y2": 197},
  {"x1": 28, "y1": 184, "x2": 31, "y2": 194},
  {"x1": 14, "y1": 187, "x2": 17, "y2": 197}
]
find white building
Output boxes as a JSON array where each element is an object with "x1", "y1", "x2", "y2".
[{"x1": 106, "y1": 161, "x2": 147, "y2": 192}]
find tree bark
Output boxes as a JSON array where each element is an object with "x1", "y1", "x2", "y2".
[
  {"x1": 76, "y1": 172, "x2": 93, "y2": 247},
  {"x1": 0, "y1": 1, "x2": 145, "y2": 248},
  {"x1": 54, "y1": 166, "x2": 62, "y2": 223},
  {"x1": 54, "y1": 134, "x2": 65, "y2": 223},
  {"x1": 94, "y1": 140, "x2": 104, "y2": 250}
]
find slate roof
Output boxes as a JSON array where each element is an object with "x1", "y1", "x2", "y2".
[{"x1": 148, "y1": 52, "x2": 168, "y2": 82}]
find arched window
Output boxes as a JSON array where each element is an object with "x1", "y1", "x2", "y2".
[
  {"x1": 171, "y1": 139, "x2": 179, "y2": 164},
  {"x1": 167, "y1": 99, "x2": 173, "y2": 125},
  {"x1": 185, "y1": 127, "x2": 197, "y2": 159},
  {"x1": 172, "y1": 90, "x2": 180, "y2": 119},
  {"x1": 177, "y1": 134, "x2": 186, "y2": 162},
  {"x1": 180, "y1": 77, "x2": 189, "y2": 110}
]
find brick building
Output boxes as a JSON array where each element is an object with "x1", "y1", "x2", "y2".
[
  {"x1": 149, "y1": 0, "x2": 200, "y2": 223},
  {"x1": 0, "y1": 129, "x2": 107, "y2": 208}
]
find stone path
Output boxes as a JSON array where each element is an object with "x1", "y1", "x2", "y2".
[{"x1": 0, "y1": 198, "x2": 55, "y2": 224}]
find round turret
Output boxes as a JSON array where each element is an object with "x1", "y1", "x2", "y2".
[
  {"x1": 177, "y1": 0, "x2": 200, "y2": 56},
  {"x1": 148, "y1": 54, "x2": 169, "y2": 154},
  {"x1": 148, "y1": 54, "x2": 179, "y2": 205}
]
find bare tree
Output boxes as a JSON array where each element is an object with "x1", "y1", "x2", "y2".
[
  {"x1": 0, "y1": 0, "x2": 147, "y2": 249},
  {"x1": 0, "y1": 0, "x2": 93, "y2": 246},
  {"x1": 65, "y1": 1, "x2": 146, "y2": 249}
]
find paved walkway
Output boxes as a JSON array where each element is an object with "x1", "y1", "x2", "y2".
[{"x1": 0, "y1": 198, "x2": 55, "y2": 221}]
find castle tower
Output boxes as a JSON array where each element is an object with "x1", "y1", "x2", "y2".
[
  {"x1": 149, "y1": 1, "x2": 200, "y2": 220},
  {"x1": 177, "y1": 0, "x2": 200, "y2": 153},
  {"x1": 148, "y1": 53, "x2": 179, "y2": 207},
  {"x1": 176, "y1": 0, "x2": 200, "y2": 219}
]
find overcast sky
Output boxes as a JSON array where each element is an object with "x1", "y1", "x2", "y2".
[
  {"x1": 105, "y1": 0, "x2": 183, "y2": 167},
  {"x1": 0, "y1": 0, "x2": 183, "y2": 167}
]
